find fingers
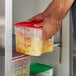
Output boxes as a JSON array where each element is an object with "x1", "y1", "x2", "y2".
[
  {"x1": 42, "y1": 30, "x2": 48, "y2": 41},
  {"x1": 43, "y1": 20, "x2": 61, "y2": 39},
  {"x1": 27, "y1": 13, "x2": 61, "y2": 40}
]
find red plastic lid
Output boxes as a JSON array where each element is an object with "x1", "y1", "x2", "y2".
[
  {"x1": 12, "y1": 55, "x2": 30, "y2": 61},
  {"x1": 14, "y1": 20, "x2": 43, "y2": 29}
]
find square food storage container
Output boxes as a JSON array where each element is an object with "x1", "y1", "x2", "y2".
[
  {"x1": 12, "y1": 55, "x2": 30, "y2": 76},
  {"x1": 14, "y1": 20, "x2": 54, "y2": 56},
  {"x1": 30, "y1": 62, "x2": 54, "y2": 76}
]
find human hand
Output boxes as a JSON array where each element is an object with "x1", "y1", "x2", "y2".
[
  {"x1": 27, "y1": 0, "x2": 74, "y2": 40},
  {"x1": 28, "y1": 13, "x2": 61, "y2": 40}
]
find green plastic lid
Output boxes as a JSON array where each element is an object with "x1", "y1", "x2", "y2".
[{"x1": 30, "y1": 62, "x2": 54, "y2": 74}]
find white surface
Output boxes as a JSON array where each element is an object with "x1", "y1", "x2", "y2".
[
  {"x1": 5, "y1": 0, "x2": 12, "y2": 76},
  {"x1": 57, "y1": 13, "x2": 70, "y2": 76}
]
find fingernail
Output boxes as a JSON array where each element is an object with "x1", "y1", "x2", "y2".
[{"x1": 34, "y1": 24, "x2": 39, "y2": 27}]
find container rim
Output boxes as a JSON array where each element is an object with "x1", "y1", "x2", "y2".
[
  {"x1": 12, "y1": 55, "x2": 30, "y2": 61},
  {"x1": 13, "y1": 20, "x2": 43, "y2": 29}
]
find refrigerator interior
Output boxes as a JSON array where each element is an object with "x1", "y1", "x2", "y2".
[
  {"x1": 0, "y1": 0, "x2": 72, "y2": 76},
  {"x1": 12, "y1": 0, "x2": 63, "y2": 76}
]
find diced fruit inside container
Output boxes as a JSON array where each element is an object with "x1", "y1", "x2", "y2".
[{"x1": 14, "y1": 20, "x2": 54, "y2": 56}]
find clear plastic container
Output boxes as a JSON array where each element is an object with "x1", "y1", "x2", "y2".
[
  {"x1": 30, "y1": 62, "x2": 54, "y2": 76},
  {"x1": 12, "y1": 55, "x2": 30, "y2": 76},
  {"x1": 14, "y1": 20, "x2": 54, "y2": 56}
]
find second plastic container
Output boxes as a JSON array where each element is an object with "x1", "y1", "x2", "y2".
[{"x1": 12, "y1": 55, "x2": 30, "y2": 76}]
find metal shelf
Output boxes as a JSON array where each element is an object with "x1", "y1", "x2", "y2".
[{"x1": 54, "y1": 42, "x2": 61, "y2": 47}]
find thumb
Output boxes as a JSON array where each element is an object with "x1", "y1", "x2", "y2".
[{"x1": 34, "y1": 22, "x2": 44, "y2": 27}]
